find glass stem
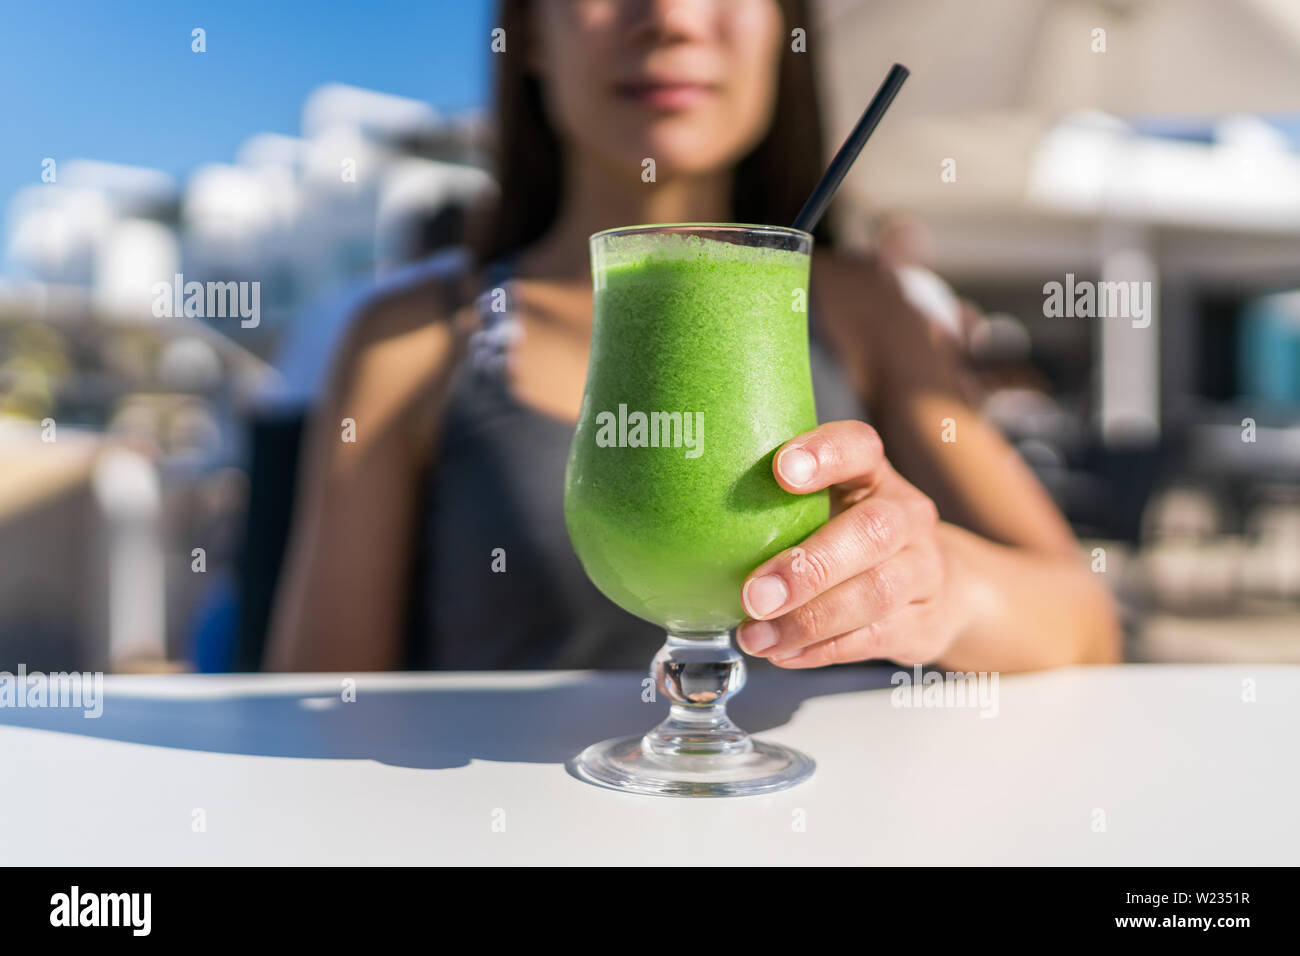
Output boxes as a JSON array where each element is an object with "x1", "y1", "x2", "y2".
[{"x1": 643, "y1": 631, "x2": 752, "y2": 757}]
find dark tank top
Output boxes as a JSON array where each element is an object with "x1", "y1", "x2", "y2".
[{"x1": 406, "y1": 258, "x2": 870, "y2": 669}]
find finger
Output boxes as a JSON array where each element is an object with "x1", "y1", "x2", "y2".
[
  {"x1": 737, "y1": 545, "x2": 934, "y2": 658},
  {"x1": 776, "y1": 606, "x2": 946, "y2": 669},
  {"x1": 741, "y1": 490, "x2": 934, "y2": 620},
  {"x1": 772, "y1": 419, "x2": 886, "y2": 495},
  {"x1": 764, "y1": 608, "x2": 909, "y2": 671}
]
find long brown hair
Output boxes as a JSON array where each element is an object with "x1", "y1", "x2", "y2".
[{"x1": 476, "y1": 0, "x2": 831, "y2": 265}]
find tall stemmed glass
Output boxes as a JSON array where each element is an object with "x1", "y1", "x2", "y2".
[{"x1": 564, "y1": 223, "x2": 825, "y2": 797}]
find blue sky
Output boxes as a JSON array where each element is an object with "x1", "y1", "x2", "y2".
[{"x1": 0, "y1": 0, "x2": 494, "y2": 270}]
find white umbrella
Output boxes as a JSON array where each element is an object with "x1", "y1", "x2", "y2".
[{"x1": 817, "y1": 0, "x2": 1300, "y2": 120}]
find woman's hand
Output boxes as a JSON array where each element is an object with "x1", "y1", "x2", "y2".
[{"x1": 736, "y1": 420, "x2": 973, "y2": 668}]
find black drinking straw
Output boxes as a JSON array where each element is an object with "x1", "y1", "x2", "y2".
[{"x1": 792, "y1": 63, "x2": 910, "y2": 234}]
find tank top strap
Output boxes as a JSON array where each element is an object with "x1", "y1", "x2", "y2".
[{"x1": 467, "y1": 255, "x2": 523, "y2": 380}]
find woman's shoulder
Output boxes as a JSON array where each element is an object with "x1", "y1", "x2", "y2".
[
  {"x1": 320, "y1": 252, "x2": 483, "y2": 446},
  {"x1": 812, "y1": 246, "x2": 908, "y2": 313},
  {"x1": 812, "y1": 246, "x2": 939, "y2": 352},
  {"x1": 810, "y1": 247, "x2": 941, "y2": 409},
  {"x1": 340, "y1": 252, "x2": 480, "y2": 357}
]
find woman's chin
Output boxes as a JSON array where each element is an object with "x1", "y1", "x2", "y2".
[
  {"x1": 581, "y1": 114, "x2": 742, "y2": 174},
  {"x1": 606, "y1": 140, "x2": 748, "y2": 182}
]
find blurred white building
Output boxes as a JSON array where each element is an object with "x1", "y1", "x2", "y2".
[
  {"x1": 3, "y1": 83, "x2": 494, "y2": 357},
  {"x1": 5, "y1": 160, "x2": 179, "y2": 292},
  {"x1": 0, "y1": 85, "x2": 496, "y2": 670}
]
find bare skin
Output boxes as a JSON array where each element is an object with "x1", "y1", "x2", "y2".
[{"x1": 266, "y1": 0, "x2": 1120, "y2": 672}]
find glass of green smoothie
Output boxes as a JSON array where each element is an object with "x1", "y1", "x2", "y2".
[{"x1": 564, "y1": 223, "x2": 825, "y2": 797}]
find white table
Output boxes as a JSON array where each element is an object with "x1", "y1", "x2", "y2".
[{"x1": 1, "y1": 664, "x2": 1295, "y2": 865}]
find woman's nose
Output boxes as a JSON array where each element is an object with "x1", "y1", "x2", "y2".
[{"x1": 626, "y1": 0, "x2": 715, "y2": 44}]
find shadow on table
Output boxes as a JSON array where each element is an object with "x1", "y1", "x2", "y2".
[{"x1": 0, "y1": 669, "x2": 897, "y2": 770}]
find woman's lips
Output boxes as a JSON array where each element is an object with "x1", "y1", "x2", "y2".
[{"x1": 613, "y1": 81, "x2": 717, "y2": 111}]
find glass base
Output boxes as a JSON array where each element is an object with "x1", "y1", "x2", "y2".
[
  {"x1": 573, "y1": 733, "x2": 814, "y2": 798},
  {"x1": 571, "y1": 630, "x2": 815, "y2": 797}
]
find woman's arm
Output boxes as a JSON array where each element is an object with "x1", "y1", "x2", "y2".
[
  {"x1": 935, "y1": 521, "x2": 1119, "y2": 670},
  {"x1": 264, "y1": 278, "x2": 468, "y2": 671},
  {"x1": 737, "y1": 254, "x2": 1120, "y2": 672},
  {"x1": 851, "y1": 253, "x2": 1121, "y2": 668}
]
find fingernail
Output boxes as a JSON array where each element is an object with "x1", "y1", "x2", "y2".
[
  {"x1": 776, "y1": 447, "x2": 816, "y2": 486},
  {"x1": 743, "y1": 574, "x2": 788, "y2": 618},
  {"x1": 737, "y1": 621, "x2": 777, "y2": 655}
]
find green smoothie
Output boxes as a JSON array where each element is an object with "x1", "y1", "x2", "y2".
[{"x1": 564, "y1": 228, "x2": 829, "y2": 633}]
